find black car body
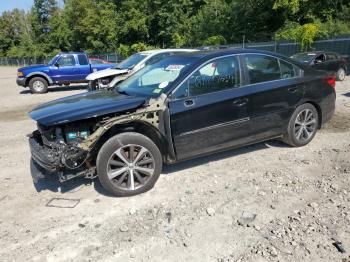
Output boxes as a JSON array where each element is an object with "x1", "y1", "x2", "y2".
[
  {"x1": 291, "y1": 51, "x2": 347, "y2": 81},
  {"x1": 28, "y1": 49, "x2": 336, "y2": 196}
]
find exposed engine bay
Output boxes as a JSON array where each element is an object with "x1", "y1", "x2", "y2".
[
  {"x1": 29, "y1": 94, "x2": 168, "y2": 183},
  {"x1": 29, "y1": 121, "x2": 97, "y2": 182}
]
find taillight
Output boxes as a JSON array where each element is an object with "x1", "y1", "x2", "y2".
[{"x1": 324, "y1": 76, "x2": 336, "y2": 89}]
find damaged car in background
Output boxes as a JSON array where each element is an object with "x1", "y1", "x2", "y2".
[
  {"x1": 85, "y1": 49, "x2": 196, "y2": 91},
  {"x1": 29, "y1": 49, "x2": 336, "y2": 196}
]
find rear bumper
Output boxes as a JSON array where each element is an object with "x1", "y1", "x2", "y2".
[
  {"x1": 320, "y1": 92, "x2": 336, "y2": 126},
  {"x1": 16, "y1": 77, "x2": 27, "y2": 87}
]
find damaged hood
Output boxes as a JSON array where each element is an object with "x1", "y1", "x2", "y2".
[
  {"x1": 85, "y1": 68, "x2": 129, "y2": 81},
  {"x1": 29, "y1": 91, "x2": 146, "y2": 126}
]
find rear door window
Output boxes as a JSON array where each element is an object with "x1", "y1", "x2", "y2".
[
  {"x1": 244, "y1": 54, "x2": 281, "y2": 84},
  {"x1": 78, "y1": 54, "x2": 89, "y2": 65},
  {"x1": 326, "y1": 53, "x2": 337, "y2": 61},
  {"x1": 280, "y1": 60, "x2": 295, "y2": 79}
]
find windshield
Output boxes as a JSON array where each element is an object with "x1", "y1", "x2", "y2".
[
  {"x1": 291, "y1": 53, "x2": 316, "y2": 63},
  {"x1": 115, "y1": 53, "x2": 148, "y2": 69},
  {"x1": 48, "y1": 54, "x2": 60, "y2": 65},
  {"x1": 117, "y1": 56, "x2": 198, "y2": 97}
]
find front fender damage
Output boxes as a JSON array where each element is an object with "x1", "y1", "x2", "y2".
[
  {"x1": 29, "y1": 94, "x2": 169, "y2": 183},
  {"x1": 79, "y1": 93, "x2": 167, "y2": 151}
]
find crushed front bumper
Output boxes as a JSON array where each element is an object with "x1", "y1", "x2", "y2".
[
  {"x1": 28, "y1": 132, "x2": 96, "y2": 184},
  {"x1": 29, "y1": 136, "x2": 60, "y2": 172},
  {"x1": 29, "y1": 134, "x2": 61, "y2": 183}
]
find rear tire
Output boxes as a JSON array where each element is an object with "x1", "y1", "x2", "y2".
[
  {"x1": 336, "y1": 67, "x2": 346, "y2": 81},
  {"x1": 96, "y1": 132, "x2": 163, "y2": 197},
  {"x1": 282, "y1": 103, "x2": 319, "y2": 147},
  {"x1": 29, "y1": 77, "x2": 48, "y2": 94}
]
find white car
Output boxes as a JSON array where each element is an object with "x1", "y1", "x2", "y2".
[{"x1": 86, "y1": 49, "x2": 197, "y2": 90}]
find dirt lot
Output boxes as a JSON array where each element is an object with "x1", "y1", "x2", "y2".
[{"x1": 0, "y1": 66, "x2": 349, "y2": 262}]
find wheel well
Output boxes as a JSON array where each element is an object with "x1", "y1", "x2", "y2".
[
  {"x1": 90, "y1": 121, "x2": 170, "y2": 163},
  {"x1": 304, "y1": 101, "x2": 322, "y2": 128},
  {"x1": 26, "y1": 75, "x2": 49, "y2": 86}
]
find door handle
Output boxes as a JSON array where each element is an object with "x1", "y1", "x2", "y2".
[
  {"x1": 184, "y1": 99, "x2": 194, "y2": 107},
  {"x1": 288, "y1": 87, "x2": 298, "y2": 93},
  {"x1": 232, "y1": 98, "x2": 248, "y2": 107}
]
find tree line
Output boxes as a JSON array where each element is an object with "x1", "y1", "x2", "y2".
[{"x1": 0, "y1": 0, "x2": 349, "y2": 58}]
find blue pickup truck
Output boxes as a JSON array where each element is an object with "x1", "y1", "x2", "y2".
[{"x1": 17, "y1": 52, "x2": 115, "y2": 94}]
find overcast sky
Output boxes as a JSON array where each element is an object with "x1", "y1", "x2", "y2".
[{"x1": 0, "y1": 0, "x2": 64, "y2": 14}]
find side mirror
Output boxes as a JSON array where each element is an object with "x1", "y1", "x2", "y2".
[
  {"x1": 54, "y1": 62, "x2": 60, "y2": 68},
  {"x1": 314, "y1": 59, "x2": 323, "y2": 65}
]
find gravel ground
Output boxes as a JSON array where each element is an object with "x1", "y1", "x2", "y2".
[{"x1": 0, "y1": 66, "x2": 349, "y2": 262}]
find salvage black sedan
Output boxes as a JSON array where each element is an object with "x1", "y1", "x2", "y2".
[
  {"x1": 291, "y1": 51, "x2": 347, "y2": 81},
  {"x1": 29, "y1": 49, "x2": 336, "y2": 196}
]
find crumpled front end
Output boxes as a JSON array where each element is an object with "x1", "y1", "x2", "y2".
[{"x1": 28, "y1": 125, "x2": 95, "y2": 184}]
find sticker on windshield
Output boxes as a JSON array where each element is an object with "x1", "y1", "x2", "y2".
[
  {"x1": 153, "y1": 88, "x2": 162, "y2": 94},
  {"x1": 165, "y1": 64, "x2": 185, "y2": 71},
  {"x1": 158, "y1": 81, "x2": 169, "y2": 89}
]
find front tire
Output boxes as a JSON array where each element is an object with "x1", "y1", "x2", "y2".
[
  {"x1": 336, "y1": 67, "x2": 346, "y2": 81},
  {"x1": 96, "y1": 132, "x2": 163, "y2": 197},
  {"x1": 282, "y1": 103, "x2": 319, "y2": 147},
  {"x1": 29, "y1": 77, "x2": 48, "y2": 94}
]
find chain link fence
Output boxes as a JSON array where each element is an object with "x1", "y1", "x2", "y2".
[{"x1": 1, "y1": 37, "x2": 350, "y2": 66}]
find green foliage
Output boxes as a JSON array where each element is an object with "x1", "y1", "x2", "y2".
[
  {"x1": 276, "y1": 16, "x2": 350, "y2": 50},
  {"x1": 130, "y1": 43, "x2": 154, "y2": 53},
  {"x1": 316, "y1": 18, "x2": 350, "y2": 39},
  {"x1": 117, "y1": 44, "x2": 131, "y2": 59},
  {"x1": 276, "y1": 21, "x2": 318, "y2": 50},
  {"x1": 273, "y1": 0, "x2": 302, "y2": 14},
  {"x1": 202, "y1": 35, "x2": 227, "y2": 46},
  {"x1": 171, "y1": 32, "x2": 185, "y2": 48},
  {"x1": 0, "y1": 0, "x2": 349, "y2": 58}
]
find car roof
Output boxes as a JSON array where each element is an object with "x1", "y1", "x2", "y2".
[
  {"x1": 139, "y1": 48, "x2": 198, "y2": 55},
  {"x1": 60, "y1": 51, "x2": 86, "y2": 54},
  {"x1": 163, "y1": 48, "x2": 293, "y2": 60},
  {"x1": 160, "y1": 48, "x2": 310, "y2": 71}
]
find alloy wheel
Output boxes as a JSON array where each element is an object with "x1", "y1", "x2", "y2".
[
  {"x1": 106, "y1": 144, "x2": 155, "y2": 191},
  {"x1": 294, "y1": 109, "x2": 317, "y2": 143},
  {"x1": 338, "y1": 68, "x2": 346, "y2": 81}
]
